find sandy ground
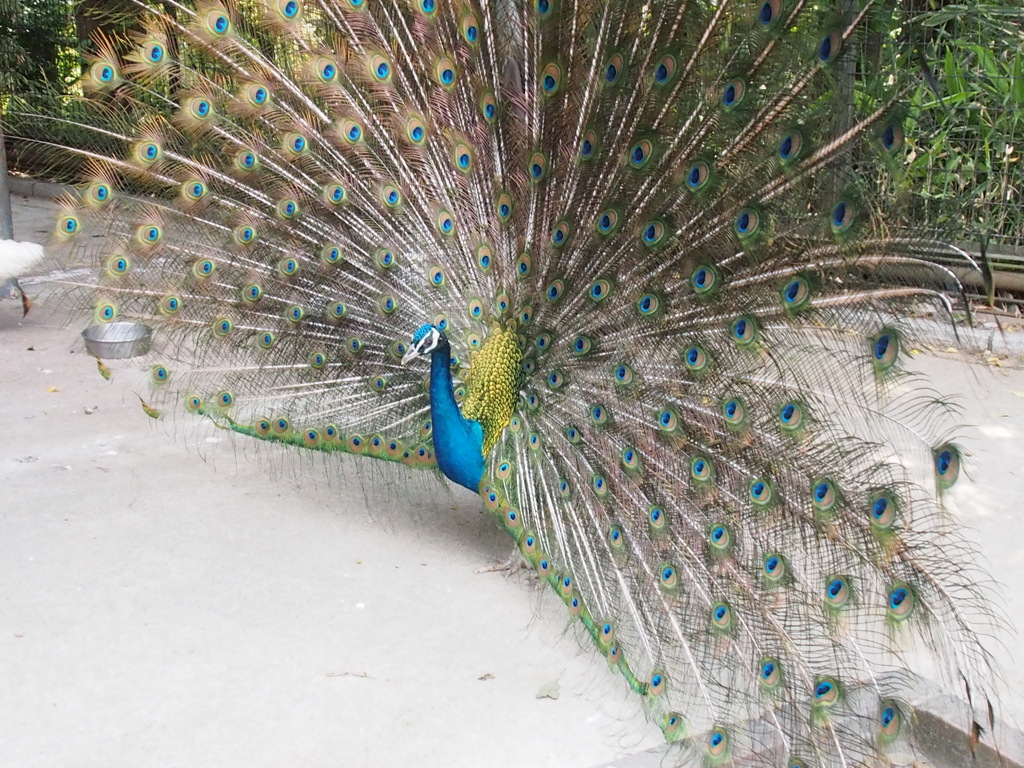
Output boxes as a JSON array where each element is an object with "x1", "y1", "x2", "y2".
[{"x1": 2, "y1": 192, "x2": 1023, "y2": 767}]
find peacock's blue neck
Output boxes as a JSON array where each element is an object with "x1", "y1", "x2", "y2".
[{"x1": 428, "y1": 339, "x2": 485, "y2": 492}]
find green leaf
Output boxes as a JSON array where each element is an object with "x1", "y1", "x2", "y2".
[
  {"x1": 1014, "y1": 52, "x2": 1024, "y2": 106},
  {"x1": 943, "y1": 49, "x2": 967, "y2": 101}
]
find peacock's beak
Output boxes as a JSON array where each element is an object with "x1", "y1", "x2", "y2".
[{"x1": 400, "y1": 345, "x2": 421, "y2": 366}]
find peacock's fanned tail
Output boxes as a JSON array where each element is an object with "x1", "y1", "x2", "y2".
[{"x1": 11, "y1": 0, "x2": 1000, "y2": 764}]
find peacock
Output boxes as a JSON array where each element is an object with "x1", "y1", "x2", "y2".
[{"x1": 7, "y1": 0, "x2": 1005, "y2": 764}]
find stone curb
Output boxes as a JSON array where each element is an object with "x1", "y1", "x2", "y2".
[{"x1": 7, "y1": 175, "x2": 70, "y2": 200}]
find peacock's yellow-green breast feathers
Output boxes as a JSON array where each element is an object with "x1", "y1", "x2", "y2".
[{"x1": 461, "y1": 327, "x2": 523, "y2": 455}]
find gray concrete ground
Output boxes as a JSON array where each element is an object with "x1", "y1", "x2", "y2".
[{"x1": 2, "y1": 191, "x2": 1023, "y2": 767}]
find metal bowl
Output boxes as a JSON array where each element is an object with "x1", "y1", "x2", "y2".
[{"x1": 81, "y1": 321, "x2": 153, "y2": 359}]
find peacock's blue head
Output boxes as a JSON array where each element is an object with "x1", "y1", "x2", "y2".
[{"x1": 402, "y1": 323, "x2": 445, "y2": 365}]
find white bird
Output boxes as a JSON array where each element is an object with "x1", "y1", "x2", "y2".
[{"x1": 0, "y1": 239, "x2": 44, "y2": 316}]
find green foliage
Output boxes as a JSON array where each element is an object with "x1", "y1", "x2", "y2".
[
  {"x1": 906, "y1": 2, "x2": 1024, "y2": 248},
  {"x1": 0, "y1": 0, "x2": 79, "y2": 95}
]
